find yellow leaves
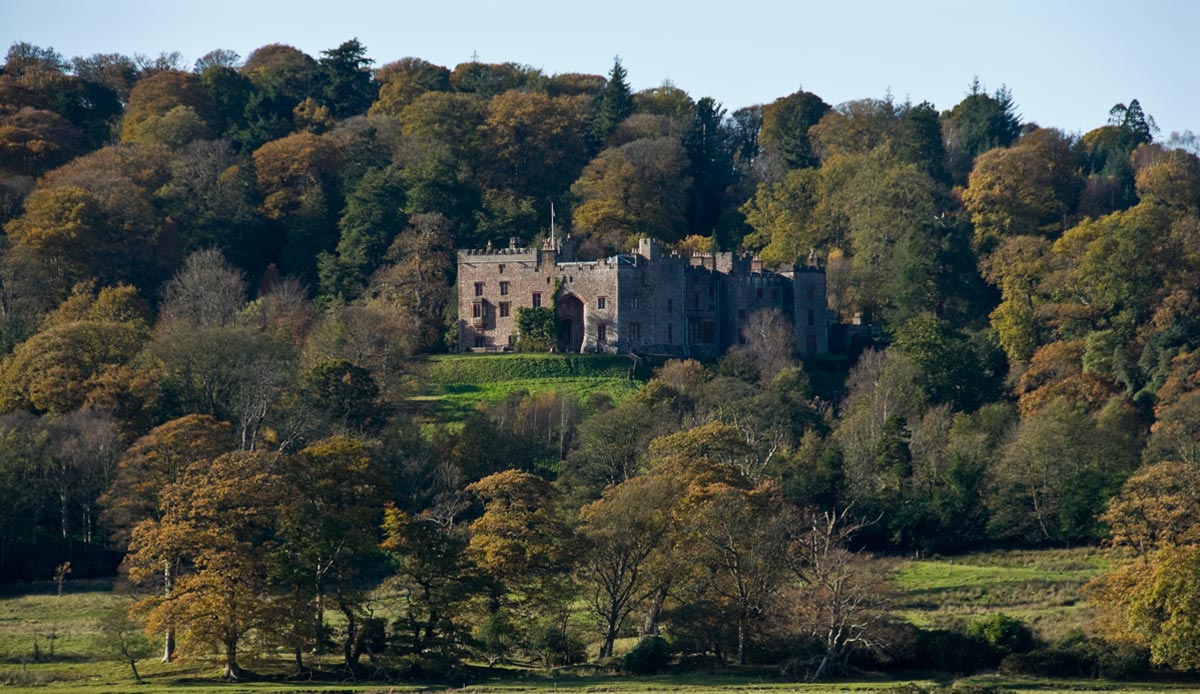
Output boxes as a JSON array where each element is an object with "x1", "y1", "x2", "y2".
[
  {"x1": 1090, "y1": 548, "x2": 1200, "y2": 669},
  {"x1": 0, "y1": 319, "x2": 149, "y2": 414},
  {"x1": 466, "y1": 469, "x2": 572, "y2": 584},
  {"x1": 119, "y1": 71, "x2": 216, "y2": 144},
  {"x1": 570, "y1": 137, "x2": 690, "y2": 251},
  {"x1": 1101, "y1": 461, "x2": 1200, "y2": 553},
  {"x1": 963, "y1": 129, "x2": 1079, "y2": 248},
  {"x1": 740, "y1": 168, "x2": 822, "y2": 266},
  {"x1": 251, "y1": 132, "x2": 341, "y2": 220},
  {"x1": 649, "y1": 421, "x2": 748, "y2": 465},
  {"x1": 6, "y1": 185, "x2": 95, "y2": 251}
]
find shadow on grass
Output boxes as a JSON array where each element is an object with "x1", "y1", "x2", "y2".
[{"x1": 0, "y1": 578, "x2": 114, "y2": 597}]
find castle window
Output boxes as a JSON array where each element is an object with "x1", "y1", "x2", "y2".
[
  {"x1": 532, "y1": 292, "x2": 542, "y2": 308},
  {"x1": 475, "y1": 335, "x2": 486, "y2": 348},
  {"x1": 499, "y1": 302, "x2": 510, "y2": 317},
  {"x1": 806, "y1": 334, "x2": 817, "y2": 354},
  {"x1": 598, "y1": 323, "x2": 607, "y2": 344},
  {"x1": 629, "y1": 297, "x2": 639, "y2": 309},
  {"x1": 807, "y1": 309, "x2": 815, "y2": 326},
  {"x1": 667, "y1": 298, "x2": 673, "y2": 312},
  {"x1": 806, "y1": 286, "x2": 814, "y2": 301},
  {"x1": 690, "y1": 293, "x2": 699, "y2": 309},
  {"x1": 628, "y1": 322, "x2": 641, "y2": 341},
  {"x1": 597, "y1": 296, "x2": 607, "y2": 309},
  {"x1": 499, "y1": 281, "x2": 509, "y2": 296},
  {"x1": 474, "y1": 282, "x2": 484, "y2": 297},
  {"x1": 472, "y1": 302, "x2": 483, "y2": 319},
  {"x1": 499, "y1": 264, "x2": 505, "y2": 274},
  {"x1": 701, "y1": 320, "x2": 716, "y2": 343}
]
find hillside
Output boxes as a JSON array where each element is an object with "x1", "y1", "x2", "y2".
[{"x1": 412, "y1": 353, "x2": 644, "y2": 424}]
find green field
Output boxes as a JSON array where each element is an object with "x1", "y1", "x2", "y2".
[
  {"x1": 3, "y1": 548, "x2": 1193, "y2": 694},
  {"x1": 889, "y1": 548, "x2": 1110, "y2": 640},
  {"x1": 412, "y1": 353, "x2": 644, "y2": 424}
]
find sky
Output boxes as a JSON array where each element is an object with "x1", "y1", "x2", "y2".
[{"x1": 3, "y1": 0, "x2": 1198, "y2": 138}]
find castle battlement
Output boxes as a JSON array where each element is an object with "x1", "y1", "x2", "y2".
[{"x1": 458, "y1": 237, "x2": 829, "y2": 357}]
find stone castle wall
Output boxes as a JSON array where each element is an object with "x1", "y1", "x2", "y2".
[{"x1": 457, "y1": 238, "x2": 830, "y2": 357}]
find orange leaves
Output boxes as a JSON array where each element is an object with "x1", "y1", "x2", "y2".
[
  {"x1": 251, "y1": 132, "x2": 341, "y2": 220},
  {"x1": 466, "y1": 470, "x2": 573, "y2": 585}
]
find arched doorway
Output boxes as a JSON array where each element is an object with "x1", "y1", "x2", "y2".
[{"x1": 556, "y1": 294, "x2": 584, "y2": 353}]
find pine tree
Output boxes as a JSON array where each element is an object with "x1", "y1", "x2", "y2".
[{"x1": 592, "y1": 57, "x2": 633, "y2": 146}]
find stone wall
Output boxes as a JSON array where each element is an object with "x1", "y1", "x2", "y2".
[{"x1": 457, "y1": 239, "x2": 831, "y2": 357}]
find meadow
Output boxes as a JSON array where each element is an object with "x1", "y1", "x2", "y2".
[
  {"x1": 4, "y1": 549, "x2": 1196, "y2": 694},
  {"x1": 411, "y1": 353, "x2": 645, "y2": 424}
]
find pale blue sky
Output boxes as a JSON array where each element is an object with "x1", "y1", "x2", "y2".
[{"x1": 3, "y1": 0, "x2": 1197, "y2": 138}]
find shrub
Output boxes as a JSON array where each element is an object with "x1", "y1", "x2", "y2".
[
  {"x1": 529, "y1": 624, "x2": 586, "y2": 668},
  {"x1": 998, "y1": 634, "x2": 1149, "y2": 680},
  {"x1": 965, "y1": 613, "x2": 1034, "y2": 657},
  {"x1": 1000, "y1": 648, "x2": 1092, "y2": 678},
  {"x1": 515, "y1": 306, "x2": 556, "y2": 351},
  {"x1": 1095, "y1": 640, "x2": 1150, "y2": 680},
  {"x1": 623, "y1": 635, "x2": 671, "y2": 674},
  {"x1": 919, "y1": 628, "x2": 996, "y2": 674}
]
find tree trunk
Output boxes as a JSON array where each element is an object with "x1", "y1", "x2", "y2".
[
  {"x1": 642, "y1": 585, "x2": 668, "y2": 635},
  {"x1": 129, "y1": 659, "x2": 142, "y2": 684},
  {"x1": 602, "y1": 627, "x2": 616, "y2": 658},
  {"x1": 162, "y1": 561, "x2": 175, "y2": 662},
  {"x1": 736, "y1": 613, "x2": 748, "y2": 666},
  {"x1": 341, "y1": 602, "x2": 359, "y2": 671},
  {"x1": 810, "y1": 653, "x2": 829, "y2": 682},
  {"x1": 222, "y1": 640, "x2": 243, "y2": 680}
]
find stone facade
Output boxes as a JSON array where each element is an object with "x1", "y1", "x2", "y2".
[{"x1": 457, "y1": 237, "x2": 830, "y2": 358}]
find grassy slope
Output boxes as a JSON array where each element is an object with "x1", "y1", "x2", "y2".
[
  {"x1": 412, "y1": 353, "x2": 643, "y2": 425},
  {"x1": 887, "y1": 548, "x2": 1110, "y2": 641}
]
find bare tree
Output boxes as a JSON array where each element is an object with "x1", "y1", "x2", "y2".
[
  {"x1": 738, "y1": 308, "x2": 797, "y2": 383},
  {"x1": 784, "y1": 506, "x2": 894, "y2": 681},
  {"x1": 46, "y1": 409, "x2": 121, "y2": 544},
  {"x1": 160, "y1": 249, "x2": 246, "y2": 332},
  {"x1": 240, "y1": 276, "x2": 315, "y2": 347}
]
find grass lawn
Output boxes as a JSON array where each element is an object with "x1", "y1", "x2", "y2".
[
  {"x1": 412, "y1": 353, "x2": 643, "y2": 425},
  {"x1": 887, "y1": 547, "x2": 1111, "y2": 640}
]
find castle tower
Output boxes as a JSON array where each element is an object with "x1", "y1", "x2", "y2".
[{"x1": 793, "y1": 250, "x2": 829, "y2": 355}]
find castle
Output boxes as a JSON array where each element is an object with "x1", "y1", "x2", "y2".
[{"x1": 457, "y1": 236, "x2": 830, "y2": 359}]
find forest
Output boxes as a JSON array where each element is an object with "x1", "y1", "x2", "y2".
[{"x1": 1, "y1": 36, "x2": 1200, "y2": 687}]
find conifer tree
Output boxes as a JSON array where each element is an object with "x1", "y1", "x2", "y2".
[{"x1": 592, "y1": 57, "x2": 633, "y2": 145}]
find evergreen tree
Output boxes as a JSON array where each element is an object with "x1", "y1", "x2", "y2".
[
  {"x1": 318, "y1": 166, "x2": 407, "y2": 301},
  {"x1": 897, "y1": 101, "x2": 949, "y2": 184},
  {"x1": 684, "y1": 97, "x2": 735, "y2": 237},
  {"x1": 759, "y1": 89, "x2": 831, "y2": 170},
  {"x1": 318, "y1": 39, "x2": 377, "y2": 119},
  {"x1": 592, "y1": 57, "x2": 633, "y2": 146}
]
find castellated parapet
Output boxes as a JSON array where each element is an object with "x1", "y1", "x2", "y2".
[{"x1": 457, "y1": 237, "x2": 830, "y2": 358}]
